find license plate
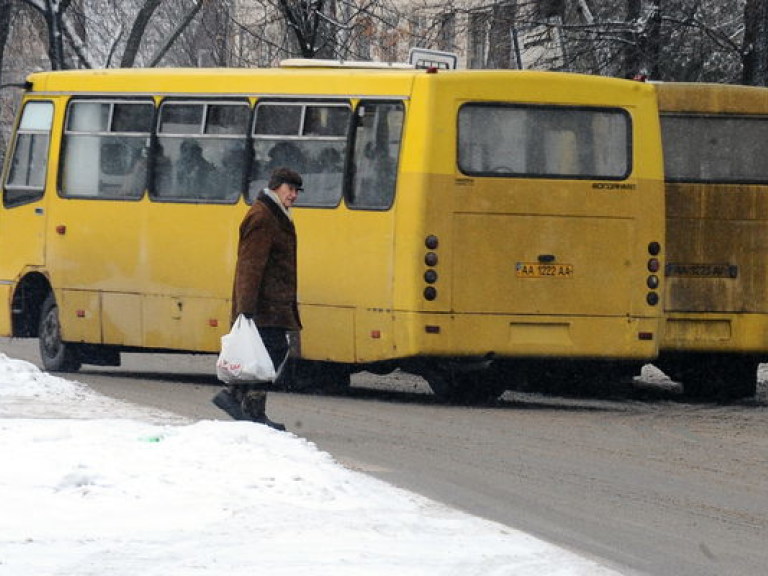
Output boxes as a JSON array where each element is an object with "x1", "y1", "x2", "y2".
[{"x1": 516, "y1": 262, "x2": 574, "y2": 279}]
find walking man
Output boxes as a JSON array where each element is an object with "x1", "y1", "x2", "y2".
[{"x1": 213, "y1": 167, "x2": 303, "y2": 430}]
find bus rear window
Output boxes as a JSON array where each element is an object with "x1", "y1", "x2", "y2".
[
  {"x1": 661, "y1": 114, "x2": 768, "y2": 183},
  {"x1": 458, "y1": 104, "x2": 631, "y2": 180}
]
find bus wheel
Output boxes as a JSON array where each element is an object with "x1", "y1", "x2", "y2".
[
  {"x1": 39, "y1": 294, "x2": 82, "y2": 372},
  {"x1": 661, "y1": 354, "x2": 758, "y2": 401},
  {"x1": 425, "y1": 368, "x2": 505, "y2": 405},
  {"x1": 687, "y1": 356, "x2": 758, "y2": 401},
  {"x1": 285, "y1": 360, "x2": 351, "y2": 394}
]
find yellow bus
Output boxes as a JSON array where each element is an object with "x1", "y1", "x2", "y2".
[
  {"x1": 0, "y1": 64, "x2": 665, "y2": 402},
  {"x1": 656, "y1": 82, "x2": 768, "y2": 399}
]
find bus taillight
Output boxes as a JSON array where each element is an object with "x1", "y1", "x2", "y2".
[
  {"x1": 646, "y1": 242, "x2": 661, "y2": 306},
  {"x1": 423, "y1": 235, "x2": 440, "y2": 301}
]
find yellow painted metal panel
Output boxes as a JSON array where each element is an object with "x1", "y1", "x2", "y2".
[
  {"x1": 663, "y1": 313, "x2": 768, "y2": 353},
  {"x1": 297, "y1": 304, "x2": 355, "y2": 362},
  {"x1": 142, "y1": 295, "x2": 227, "y2": 352},
  {"x1": 60, "y1": 290, "x2": 100, "y2": 343},
  {"x1": 665, "y1": 318, "x2": 732, "y2": 342},
  {"x1": 452, "y1": 212, "x2": 633, "y2": 316},
  {"x1": 392, "y1": 311, "x2": 659, "y2": 360},
  {"x1": 102, "y1": 293, "x2": 142, "y2": 346}
]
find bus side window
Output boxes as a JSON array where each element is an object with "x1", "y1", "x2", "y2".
[
  {"x1": 153, "y1": 101, "x2": 249, "y2": 203},
  {"x1": 4, "y1": 101, "x2": 54, "y2": 208},
  {"x1": 251, "y1": 102, "x2": 350, "y2": 207},
  {"x1": 348, "y1": 101, "x2": 403, "y2": 210},
  {"x1": 61, "y1": 100, "x2": 153, "y2": 199}
]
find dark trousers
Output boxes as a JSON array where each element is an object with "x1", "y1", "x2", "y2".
[
  {"x1": 228, "y1": 327, "x2": 288, "y2": 416},
  {"x1": 252, "y1": 326, "x2": 289, "y2": 389}
]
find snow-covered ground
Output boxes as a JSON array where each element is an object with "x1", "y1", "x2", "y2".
[{"x1": 0, "y1": 352, "x2": 623, "y2": 575}]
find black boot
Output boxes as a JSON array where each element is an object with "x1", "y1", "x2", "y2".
[
  {"x1": 241, "y1": 389, "x2": 286, "y2": 431},
  {"x1": 211, "y1": 387, "x2": 245, "y2": 420}
]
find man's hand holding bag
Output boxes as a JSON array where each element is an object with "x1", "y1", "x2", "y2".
[{"x1": 216, "y1": 314, "x2": 276, "y2": 384}]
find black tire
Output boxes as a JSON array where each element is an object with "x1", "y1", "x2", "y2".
[
  {"x1": 658, "y1": 354, "x2": 758, "y2": 401},
  {"x1": 425, "y1": 368, "x2": 506, "y2": 405},
  {"x1": 38, "y1": 294, "x2": 82, "y2": 372},
  {"x1": 285, "y1": 360, "x2": 351, "y2": 394}
]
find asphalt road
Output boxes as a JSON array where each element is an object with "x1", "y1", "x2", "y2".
[{"x1": 3, "y1": 336, "x2": 768, "y2": 576}]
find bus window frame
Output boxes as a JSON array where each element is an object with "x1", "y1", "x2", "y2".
[
  {"x1": 59, "y1": 97, "x2": 155, "y2": 202},
  {"x1": 250, "y1": 99, "x2": 352, "y2": 209},
  {"x1": 456, "y1": 102, "x2": 633, "y2": 181},
  {"x1": 661, "y1": 112, "x2": 768, "y2": 185},
  {"x1": 345, "y1": 99, "x2": 405, "y2": 212},
  {"x1": 152, "y1": 98, "x2": 251, "y2": 205},
  {"x1": 3, "y1": 99, "x2": 54, "y2": 208}
]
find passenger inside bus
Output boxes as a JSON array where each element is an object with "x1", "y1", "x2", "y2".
[
  {"x1": 176, "y1": 139, "x2": 215, "y2": 198},
  {"x1": 119, "y1": 146, "x2": 149, "y2": 197},
  {"x1": 219, "y1": 144, "x2": 246, "y2": 199},
  {"x1": 266, "y1": 142, "x2": 306, "y2": 173}
]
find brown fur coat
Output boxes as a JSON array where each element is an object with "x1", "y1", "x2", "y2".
[{"x1": 231, "y1": 191, "x2": 301, "y2": 330}]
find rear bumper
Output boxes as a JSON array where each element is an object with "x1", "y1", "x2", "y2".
[
  {"x1": 396, "y1": 312, "x2": 661, "y2": 361},
  {"x1": 661, "y1": 313, "x2": 768, "y2": 354}
]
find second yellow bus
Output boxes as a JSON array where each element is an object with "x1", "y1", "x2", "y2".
[{"x1": 657, "y1": 82, "x2": 768, "y2": 399}]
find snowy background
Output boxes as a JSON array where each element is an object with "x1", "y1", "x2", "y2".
[{"x1": 0, "y1": 351, "x2": 624, "y2": 575}]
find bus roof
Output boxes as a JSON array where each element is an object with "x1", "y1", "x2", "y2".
[
  {"x1": 279, "y1": 58, "x2": 415, "y2": 69},
  {"x1": 654, "y1": 81, "x2": 768, "y2": 114},
  {"x1": 24, "y1": 67, "x2": 655, "y2": 107}
]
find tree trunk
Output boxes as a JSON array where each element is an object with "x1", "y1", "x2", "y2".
[
  {"x1": 743, "y1": 0, "x2": 768, "y2": 85},
  {"x1": 0, "y1": 0, "x2": 12, "y2": 85},
  {"x1": 44, "y1": 0, "x2": 66, "y2": 69},
  {"x1": 644, "y1": 0, "x2": 661, "y2": 79},
  {"x1": 147, "y1": 0, "x2": 206, "y2": 67},
  {"x1": 623, "y1": 0, "x2": 661, "y2": 79},
  {"x1": 121, "y1": 0, "x2": 163, "y2": 68}
]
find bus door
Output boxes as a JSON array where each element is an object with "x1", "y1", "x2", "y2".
[
  {"x1": 1, "y1": 100, "x2": 54, "y2": 335},
  {"x1": 342, "y1": 100, "x2": 404, "y2": 363},
  {"x1": 453, "y1": 102, "x2": 651, "y2": 357},
  {"x1": 253, "y1": 99, "x2": 403, "y2": 364},
  {"x1": 45, "y1": 98, "x2": 154, "y2": 346}
]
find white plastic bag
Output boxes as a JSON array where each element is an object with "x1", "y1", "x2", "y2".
[{"x1": 216, "y1": 314, "x2": 276, "y2": 384}]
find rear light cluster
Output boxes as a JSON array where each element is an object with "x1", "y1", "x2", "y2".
[
  {"x1": 423, "y1": 235, "x2": 439, "y2": 301},
  {"x1": 646, "y1": 241, "x2": 661, "y2": 306}
]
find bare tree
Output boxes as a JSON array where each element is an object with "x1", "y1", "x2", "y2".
[
  {"x1": 277, "y1": 0, "x2": 331, "y2": 58},
  {"x1": 14, "y1": 0, "x2": 73, "y2": 69},
  {"x1": 539, "y1": 0, "x2": 743, "y2": 80},
  {"x1": 743, "y1": 0, "x2": 768, "y2": 85},
  {"x1": 225, "y1": 0, "x2": 410, "y2": 65},
  {"x1": 622, "y1": 0, "x2": 661, "y2": 78},
  {"x1": 4, "y1": 0, "x2": 214, "y2": 70},
  {"x1": 0, "y1": 0, "x2": 12, "y2": 84},
  {"x1": 145, "y1": 0, "x2": 208, "y2": 66},
  {"x1": 121, "y1": 0, "x2": 164, "y2": 67}
]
